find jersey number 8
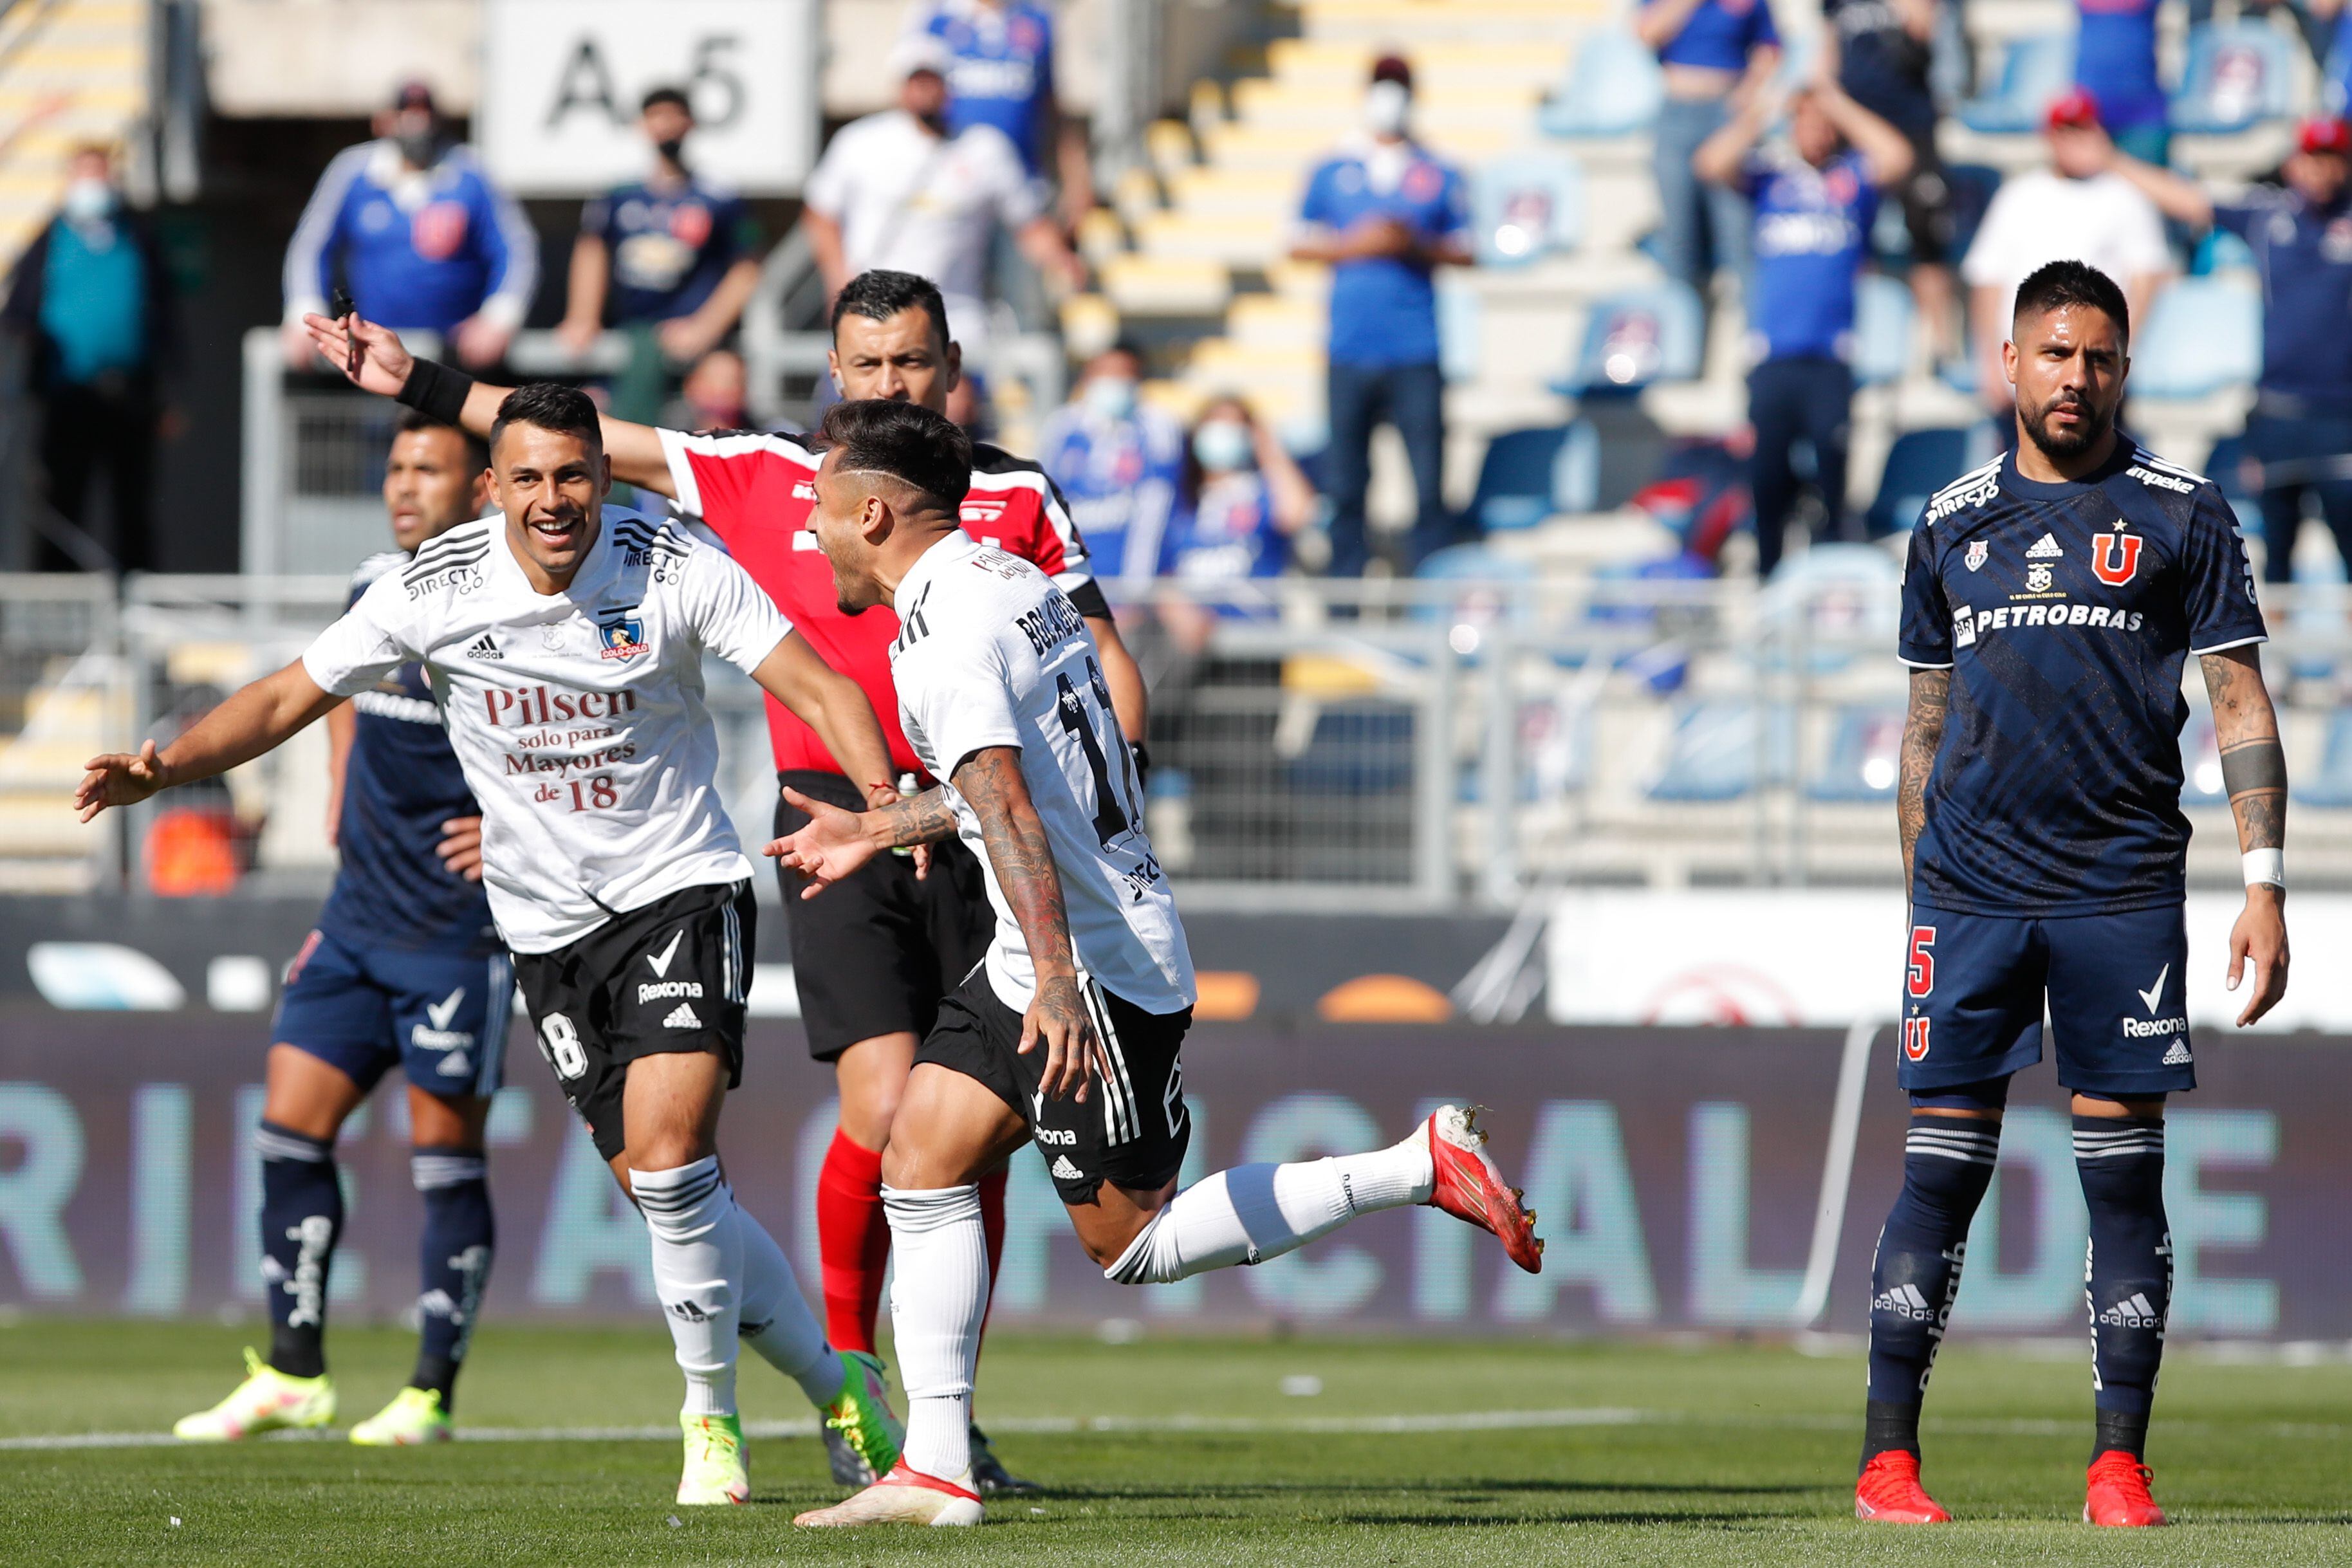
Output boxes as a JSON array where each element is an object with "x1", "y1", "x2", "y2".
[{"x1": 537, "y1": 1013, "x2": 588, "y2": 1080}]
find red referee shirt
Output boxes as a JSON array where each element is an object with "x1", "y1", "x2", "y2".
[{"x1": 658, "y1": 427, "x2": 1100, "y2": 780}]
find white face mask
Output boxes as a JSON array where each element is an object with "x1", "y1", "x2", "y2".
[
  {"x1": 1084, "y1": 376, "x2": 1139, "y2": 421},
  {"x1": 61, "y1": 177, "x2": 113, "y2": 225},
  {"x1": 1365, "y1": 80, "x2": 1412, "y2": 138},
  {"x1": 1193, "y1": 420, "x2": 1255, "y2": 474}
]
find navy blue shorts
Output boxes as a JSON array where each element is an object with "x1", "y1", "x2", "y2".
[
  {"x1": 1898, "y1": 904, "x2": 2195, "y2": 1098},
  {"x1": 274, "y1": 927, "x2": 514, "y2": 1099}
]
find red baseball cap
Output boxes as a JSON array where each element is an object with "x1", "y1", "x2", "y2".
[
  {"x1": 2044, "y1": 87, "x2": 2102, "y2": 131},
  {"x1": 2299, "y1": 116, "x2": 2352, "y2": 156}
]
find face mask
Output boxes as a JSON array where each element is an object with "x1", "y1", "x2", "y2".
[
  {"x1": 1193, "y1": 420, "x2": 1254, "y2": 474},
  {"x1": 1084, "y1": 376, "x2": 1138, "y2": 421},
  {"x1": 1365, "y1": 80, "x2": 1412, "y2": 138},
  {"x1": 654, "y1": 136, "x2": 687, "y2": 165},
  {"x1": 61, "y1": 178, "x2": 113, "y2": 225},
  {"x1": 396, "y1": 128, "x2": 439, "y2": 168}
]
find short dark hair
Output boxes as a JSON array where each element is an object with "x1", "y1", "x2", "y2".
[
  {"x1": 2012, "y1": 259, "x2": 2130, "y2": 345},
  {"x1": 829, "y1": 270, "x2": 950, "y2": 348},
  {"x1": 395, "y1": 407, "x2": 488, "y2": 472},
  {"x1": 488, "y1": 383, "x2": 603, "y2": 464},
  {"x1": 641, "y1": 86, "x2": 690, "y2": 116},
  {"x1": 819, "y1": 398, "x2": 972, "y2": 511}
]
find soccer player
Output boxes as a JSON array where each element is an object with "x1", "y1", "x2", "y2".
[
  {"x1": 768, "y1": 398, "x2": 1546, "y2": 1527},
  {"x1": 79, "y1": 384, "x2": 906, "y2": 1506},
  {"x1": 302, "y1": 270, "x2": 1141, "y2": 1492},
  {"x1": 171, "y1": 412, "x2": 502, "y2": 1446},
  {"x1": 1859, "y1": 259, "x2": 2290, "y2": 1527}
]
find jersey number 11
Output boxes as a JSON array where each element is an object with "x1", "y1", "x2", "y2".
[{"x1": 1055, "y1": 655, "x2": 1142, "y2": 849}]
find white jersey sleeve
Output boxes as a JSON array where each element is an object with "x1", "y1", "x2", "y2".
[
  {"x1": 303, "y1": 568, "x2": 425, "y2": 696},
  {"x1": 895, "y1": 629, "x2": 1022, "y2": 782},
  {"x1": 680, "y1": 537, "x2": 795, "y2": 675}
]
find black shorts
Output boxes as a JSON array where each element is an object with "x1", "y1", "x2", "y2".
[
  {"x1": 919, "y1": 967, "x2": 1193, "y2": 1204},
  {"x1": 1894, "y1": 145, "x2": 1954, "y2": 266},
  {"x1": 512, "y1": 878, "x2": 754, "y2": 1163},
  {"x1": 774, "y1": 769, "x2": 994, "y2": 1061}
]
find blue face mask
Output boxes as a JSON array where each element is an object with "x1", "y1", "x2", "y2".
[
  {"x1": 1084, "y1": 376, "x2": 1139, "y2": 421},
  {"x1": 61, "y1": 178, "x2": 114, "y2": 225},
  {"x1": 1192, "y1": 420, "x2": 1255, "y2": 474}
]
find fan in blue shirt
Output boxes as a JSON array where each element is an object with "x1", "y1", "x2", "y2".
[
  {"x1": 907, "y1": 0, "x2": 1068, "y2": 183},
  {"x1": 1037, "y1": 344, "x2": 1186, "y2": 600},
  {"x1": 2074, "y1": 0, "x2": 2169, "y2": 160}
]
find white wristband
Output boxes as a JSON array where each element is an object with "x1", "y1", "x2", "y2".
[{"x1": 2243, "y1": 849, "x2": 2286, "y2": 889}]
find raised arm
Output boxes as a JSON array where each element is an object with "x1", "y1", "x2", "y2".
[
  {"x1": 2201, "y1": 645, "x2": 2290, "y2": 1024},
  {"x1": 1815, "y1": 79, "x2": 1914, "y2": 190},
  {"x1": 1691, "y1": 89, "x2": 1773, "y2": 189},
  {"x1": 1635, "y1": 0, "x2": 1708, "y2": 51},
  {"x1": 77, "y1": 659, "x2": 342, "y2": 822},
  {"x1": 2104, "y1": 142, "x2": 2216, "y2": 231},
  {"x1": 1897, "y1": 666, "x2": 1950, "y2": 887},
  {"x1": 746, "y1": 630, "x2": 896, "y2": 804}
]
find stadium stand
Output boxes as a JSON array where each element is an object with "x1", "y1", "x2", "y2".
[{"x1": 0, "y1": 0, "x2": 149, "y2": 270}]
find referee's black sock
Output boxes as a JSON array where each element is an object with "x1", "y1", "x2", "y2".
[{"x1": 255, "y1": 1121, "x2": 342, "y2": 1379}]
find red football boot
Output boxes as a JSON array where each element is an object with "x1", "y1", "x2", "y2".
[
  {"x1": 2084, "y1": 1452, "x2": 2167, "y2": 1527},
  {"x1": 1854, "y1": 1450, "x2": 1951, "y2": 1523},
  {"x1": 1420, "y1": 1104, "x2": 1543, "y2": 1273}
]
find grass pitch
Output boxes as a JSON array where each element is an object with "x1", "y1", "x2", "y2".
[{"x1": 0, "y1": 1319, "x2": 2345, "y2": 1565}]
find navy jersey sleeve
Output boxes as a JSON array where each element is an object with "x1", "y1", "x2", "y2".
[
  {"x1": 2180, "y1": 484, "x2": 2266, "y2": 652},
  {"x1": 1898, "y1": 522, "x2": 1953, "y2": 667}
]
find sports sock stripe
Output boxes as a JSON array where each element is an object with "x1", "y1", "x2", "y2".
[{"x1": 1078, "y1": 980, "x2": 1134, "y2": 1145}]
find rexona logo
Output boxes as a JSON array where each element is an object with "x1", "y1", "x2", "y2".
[
  {"x1": 2122, "y1": 1015, "x2": 2187, "y2": 1038},
  {"x1": 481, "y1": 685, "x2": 639, "y2": 728}
]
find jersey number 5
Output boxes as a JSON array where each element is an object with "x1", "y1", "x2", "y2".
[
  {"x1": 1055, "y1": 655, "x2": 1142, "y2": 849},
  {"x1": 1906, "y1": 927, "x2": 1936, "y2": 998}
]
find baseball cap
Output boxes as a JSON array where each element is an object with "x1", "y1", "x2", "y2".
[
  {"x1": 1371, "y1": 52, "x2": 1414, "y2": 91},
  {"x1": 390, "y1": 78, "x2": 438, "y2": 115},
  {"x1": 2044, "y1": 87, "x2": 2102, "y2": 131},
  {"x1": 888, "y1": 35, "x2": 954, "y2": 81},
  {"x1": 2299, "y1": 116, "x2": 2352, "y2": 156}
]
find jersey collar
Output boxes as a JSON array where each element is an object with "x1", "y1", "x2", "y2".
[
  {"x1": 2000, "y1": 435, "x2": 2135, "y2": 503},
  {"x1": 893, "y1": 529, "x2": 978, "y2": 612}
]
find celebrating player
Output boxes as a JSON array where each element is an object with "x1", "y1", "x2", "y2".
[
  {"x1": 1859, "y1": 260, "x2": 2289, "y2": 1527},
  {"x1": 301, "y1": 270, "x2": 1139, "y2": 1491},
  {"x1": 79, "y1": 384, "x2": 905, "y2": 1506},
  {"x1": 172, "y1": 412, "x2": 503, "y2": 1446},
  {"x1": 768, "y1": 398, "x2": 1546, "y2": 1527}
]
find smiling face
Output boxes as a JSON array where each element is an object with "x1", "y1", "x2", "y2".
[
  {"x1": 808, "y1": 446, "x2": 889, "y2": 615},
  {"x1": 384, "y1": 425, "x2": 484, "y2": 553},
  {"x1": 490, "y1": 422, "x2": 608, "y2": 591},
  {"x1": 2006, "y1": 302, "x2": 2128, "y2": 463}
]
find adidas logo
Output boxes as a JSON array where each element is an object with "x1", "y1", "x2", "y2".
[
  {"x1": 2097, "y1": 1291, "x2": 2163, "y2": 1328},
  {"x1": 2162, "y1": 1040, "x2": 2193, "y2": 1066},
  {"x1": 663, "y1": 1002, "x2": 703, "y2": 1029},
  {"x1": 1871, "y1": 1283, "x2": 1938, "y2": 1322},
  {"x1": 463, "y1": 634, "x2": 503, "y2": 659},
  {"x1": 667, "y1": 1299, "x2": 711, "y2": 1323},
  {"x1": 1050, "y1": 1155, "x2": 1084, "y2": 1181},
  {"x1": 2026, "y1": 533, "x2": 2064, "y2": 559}
]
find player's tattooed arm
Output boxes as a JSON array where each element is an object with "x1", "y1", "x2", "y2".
[
  {"x1": 1897, "y1": 667, "x2": 1951, "y2": 887},
  {"x1": 2200, "y1": 645, "x2": 2289, "y2": 1025},
  {"x1": 953, "y1": 746, "x2": 1100, "y2": 1103},
  {"x1": 764, "y1": 785, "x2": 956, "y2": 891},
  {"x1": 866, "y1": 786, "x2": 959, "y2": 847}
]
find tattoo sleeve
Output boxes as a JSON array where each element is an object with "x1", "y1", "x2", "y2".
[
  {"x1": 1897, "y1": 667, "x2": 1950, "y2": 889},
  {"x1": 867, "y1": 786, "x2": 960, "y2": 849},
  {"x1": 951, "y1": 748, "x2": 1079, "y2": 981},
  {"x1": 2201, "y1": 648, "x2": 2286, "y2": 853}
]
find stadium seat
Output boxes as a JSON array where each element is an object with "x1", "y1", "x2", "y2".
[
  {"x1": 1959, "y1": 35, "x2": 2073, "y2": 134},
  {"x1": 1853, "y1": 273, "x2": 1915, "y2": 387},
  {"x1": 1866, "y1": 425, "x2": 1999, "y2": 537},
  {"x1": 1282, "y1": 705, "x2": 1417, "y2": 796},
  {"x1": 2292, "y1": 708, "x2": 2352, "y2": 807},
  {"x1": 1552, "y1": 282, "x2": 1706, "y2": 396},
  {"x1": 1467, "y1": 421, "x2": 1601, "y2": 531},
  {"x1": 2181, "y1": 712, "x2": 2227, "y2": 806},
  {"x1": 1470, "y1": 151, "x2": 1584, "y2": 268},
  {"x1": 2203, "y1": 433, "x2": 2263, "y2": 537},
  {"x1": 1538, "y1": 30, "x2": 1664, "y2": 138},
  {"x1": 1808, "y1": 705, "x2": 1906, "y2": 802},
  {"x1": 1438, "y1": 283, "x2": 1481, "y2": 383},
  {"x1": 2131, "y1": 279, "x2": 2263, "y2": 400},
  {"x1": 1646, "y1": 700, "x2": 1795, "y2": 802},
  {"x1": 1759, "y1": 543, "x2": 1902, "y2": 674},
  {"x1": 2171, "y1": 22, "x2": 2295, "y2": 134}
]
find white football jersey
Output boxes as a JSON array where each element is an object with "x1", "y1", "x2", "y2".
[
  {"x1": 890, "y1": 533, "x2": 1195, "y2": 1014},
  {"x1": 302, "y1": 508, "x2": 791, "y2": 953}
]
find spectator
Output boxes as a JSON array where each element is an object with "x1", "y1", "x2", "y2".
[
  {"x1": 2074, "y1": 0, "x2": 2169, "y2": 164},
  {"x1": 663, "y1": 346, "x2": 750, "y2": 433},
  {"x1": 903, "y1": 0, "x2": 1092, "y2": 229},
  {"x1": 800, "y1": 35, "x2": 1085, "y2": 358},
  {"x1": 1037, "y1": 341, "x2": 1187, "y2": 602},
  {"x1": 2317, "y1": 0, "x2": 2352, "y2": 107},
  {"x1": 1819, "y1": 0, "x2": 1962, "y2": 365},
  {"x1": 1959, "y1": 89, "x2": 2172, "y2": 416},
  {"x1": 1636, "y1": 0, "x2": 1783, "y2": 300},
  {"x1": 281, "y1": 80, "x2": 537, "y2": 369},
  {"x1": 3, "y1": 143, "x2": 176, "y2": 573},
  {"x1": 1288, "y1": 54, "x2": 1472, "y2": 576},
  {"x1": 557, "y1": 86, "x2": 764, "y2": 365},
  {"x1": 1696, "y1": 78, "x2": 1914, "y2": 576},
  {"x1": 1158, "y1": 396, "x2": 1319, "y2": 654},
  {"x1": 2107, "y1": 116, "x2": 2352, "y2": 581}
]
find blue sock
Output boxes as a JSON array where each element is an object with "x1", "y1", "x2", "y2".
[
  {"x1": 411, "y1": 1147, "x2": 494, "y2": 1411},
  {"x1": 2076, "y1": 1114, "x2": 2169, "y2": 1461},
  {"x1": 1862, "y1": 1112, "x2": 2001, "y2": 1464},
  {"x1": 256, "y1": 1120, "x2": 341, "y2": 1379}
]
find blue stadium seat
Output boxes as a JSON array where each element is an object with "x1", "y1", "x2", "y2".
[
  {"x1": 1853, "y1": 273, "x2": 1915, "y2": 387},
  {"x1": 2192, "y1": 225, "x2": 2259, "y2": 277},
  {"x1": 2171, "y1": 22, "x2": 2295, "y2": 134},
  {"x1": 1959, "y1": 35, "x2": 2073, "y2": 134},
  {"x1": 1866, "y1": 425, "x2": 1999, "y2": 537},
  {"x1": 1438, "y1": 283, "x2": 1481, "y2": 383},
  {"x1": 1808, "y1": 705, "x2": 1907, "y2": 802},
  {"x1": 1647, "y1": 700, "x2": 1795, "y2": 802},
  {"x1": 2181, "y1": 712, "x2": 2227, "y2": 807},
  {"x1": 2293, "y1": 709, "x2": 2352, "y2": 807},
  {"x1": 1467, "y1": 422, "x2": 1601, "y2": 531},
  {"x1": 1552, "y1": 282, "x2": 1706, "y2": 396},
  {"x1": 1539, "y1": 31, "x2": 1664, "y2": 138},
  {"x1": 1470, "y1": 152, "x2": 1584, "y2": 268},
  {"x1": 2203, "y1": 433, "x2": 2263, "y2": 537},
  {"x1": 2131, "y1": 279, "x2": 2263, "y2": 399}
]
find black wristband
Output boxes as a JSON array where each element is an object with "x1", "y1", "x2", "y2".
[
  {"x1": 1129, "y1": 741, "x2": 1151, "y2": 789},
  {"x1": 396, "y1": 358, "x2": 476, "y2": 427}
]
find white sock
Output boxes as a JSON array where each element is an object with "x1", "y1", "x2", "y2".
[
  {"x1": 633, "y1": 1157, "x2": 741, "y2": 1417},
  {"x1": 1104, "y1": 1142, "x2": 1434, "y2": 1285},
  {"x1": 883, "y1": 1183, "x2": 988, "y2": 1481},
  {"x1": 736, "y1": 1197, "x2": 844, "y2": 1407}
]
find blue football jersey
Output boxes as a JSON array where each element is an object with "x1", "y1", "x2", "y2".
[
  {"x1": 1898, "y1": 442, "x2": 2266, "y2": 914},
  {"x1": 316, "y1": 550, "x2": 498, "y2": 953}
]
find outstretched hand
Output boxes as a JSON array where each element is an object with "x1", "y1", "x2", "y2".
[
  {"x1": 2226, "y1": 888, "x2": 2289, "y2": 1027},
  {"x1": 75, "y1": 740, "x2": 170, "y2": 822},
  {"x1": 764, "y1": 786, "x2": 882, "y2": 897},
  {"x1": 301, "y1": 313, "x2": 415, "y2": 398}
]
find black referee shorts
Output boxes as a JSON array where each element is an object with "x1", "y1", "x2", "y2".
[{"x1": 774, "y1": 768, "x2": 995, "y2": 1061}]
